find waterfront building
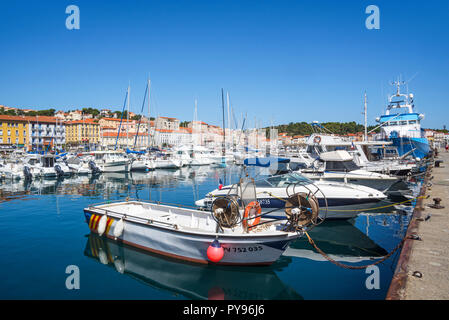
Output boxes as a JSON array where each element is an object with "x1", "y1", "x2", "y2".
[
  {"x1": 99, "y1": 117, "x2": 139, "y2": 133},
  {"x1": 0, "y1": 115, "x2": 29, "y2": 148},
  {"x1": 65, "y1": 119, "x2": 100, "y2": 147},
  {"x1": 155, "y1": 117, "x2": 180, "y2": 131},
  {"x1": 153, "y1": 127, "x2": 192, "y2": 147},
  {"x1": 27, "y1": 116, "x2": 65, "y2": 151},
  {"x1": 100, "y1": 131, "x2": 148, "y2": 150}
]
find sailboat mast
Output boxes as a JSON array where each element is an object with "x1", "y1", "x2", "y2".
[
  {"x1": 127, "y1": 84, "x2": 130, "y2": 149},
  {"x1": 221, "y1": 88, "x2": 225, "y2": 157},
  {"x1": 148, "y1": 77, "x2": 151, "y2": 148},
  {"x1": 194, "y1": 98, "x2": 198, "y2": 146},
  {"x1": 226, "y1": 91, "x2": 230, "y2": 149},
  {"x1": 364, "y1": 92, "x2": 368, "y2": 141}
]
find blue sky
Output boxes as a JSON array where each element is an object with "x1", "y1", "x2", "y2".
[{"x1": 0, "y1": 0, "x2": 448, "y2": 129}]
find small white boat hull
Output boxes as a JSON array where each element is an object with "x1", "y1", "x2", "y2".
[
  {"x1": 98, "y1": 161, "x2": 130, "y2": 173},
  {"x1": 84, "y1": 201, "x2": 301, "y2": 265},
  {"x1": 189, "y1": 158, "x2": 213, "y2": 166},
  {"x1": 153, "y1": 159, "x2": 183, "y2": 169},
  {"x1": 130, "y1": 160, "x2": 151, "y2": 171}
]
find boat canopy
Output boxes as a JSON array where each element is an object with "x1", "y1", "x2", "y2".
[
  {"x1": 319, "y1": 150, "x2": 353, "y2": 162},
  {"x1": 255, "y1": 173, "x2": 312, "y2": 188},
  {"x1": 244, "y1": 157, "x2": 290, "y2": 167},
  {"x1": 126, "y1": 148, "x2": 145, "y2": 155}
]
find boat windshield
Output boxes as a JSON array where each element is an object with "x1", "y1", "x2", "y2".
[
  {"x1": 255, "y1": 173, "x2": 312, "y2": 188},
  {"x1": 325, "y1": 160, "x2": 359, "y2": 172},
  {"x1": 42, "y1": 157, "x2": 54, "y2": 168}
]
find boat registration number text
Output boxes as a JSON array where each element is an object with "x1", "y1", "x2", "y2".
[
  {"x1": 223, "y1": 246, "x2": 263, "y2": 253},
  {"x1": 258, "y1": 199, "x2": 271, "y2": 205}
]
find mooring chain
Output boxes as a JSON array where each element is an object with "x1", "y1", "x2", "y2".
[{"x1": 304, "y1": 231, "x2": 411, "y2": 270}]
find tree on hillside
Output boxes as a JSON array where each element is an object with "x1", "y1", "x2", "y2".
[
  {"x1": 267, "y1": 121, "x2": 380, "y2": 136},
  {"x1": 82, "y1": 107, "x2": 100, "y2": 117}
]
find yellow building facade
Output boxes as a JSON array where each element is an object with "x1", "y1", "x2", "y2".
[
  {"x1": 65, "y1": 119, "x2": 100, "y2": 145},
  {"x1": 0, "y1": 115, "x2": 29, "y2": 148}
]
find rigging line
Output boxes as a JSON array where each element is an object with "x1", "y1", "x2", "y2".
[
  {"x1": 115, "y1": 89, "x2": 128, "y2": 150},
  {"x1": 133, "y1": 82, "x2": 149, "y2": 149}
]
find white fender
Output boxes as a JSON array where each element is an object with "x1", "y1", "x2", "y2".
[
  {"x1": 98, "y1": 249, "x2": 108, "y2": 265},
  {"x1": 113, "y1": 218, "x2": 124, "y2": 238},
  {"x1": 114, "y1": 259, "x2": 125, "y2": 274},
  {"x1": 97, "y1": 215, "x2": 107, "y2": 236}
]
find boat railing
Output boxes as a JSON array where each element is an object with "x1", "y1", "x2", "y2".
[
  {"x1": 88, "y1": 198, "x2": 204, "y2": 212},
  {"x1": 87, "y1": 202, "x2": 181, "y2": 230}
]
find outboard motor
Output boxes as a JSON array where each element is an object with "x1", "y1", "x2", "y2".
[
  {"x1": 54, "y1": 164, "x2": 64, "y2": 177},
  {"x1": 23, "y1": 166, "x2": 32, "y2": 180},
  {"x1": 88, "y1": 160, "x2": 100, "y2": 175}
]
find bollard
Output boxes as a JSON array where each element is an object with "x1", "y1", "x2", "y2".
[{"x1": 428, "y1": 198, "x2": 444, "y2": 209}]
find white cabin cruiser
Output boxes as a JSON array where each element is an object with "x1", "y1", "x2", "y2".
[
  {"x1": 0, "y1": 160, "x2": 28, "y2": 180},
  {"x1": 188, "y1": 146, "x2": 214, "y2": 166},
  {"x1": 300, "y1": 150, "x2": 400, "y2": 193},
  {"x1": 32, "y1": 154, "x2": 71, "y2": 178},
  {"x1": 304, "y1": 133, "x2": 415, "y2": 176},
  {"x1": 91, "y1": 151, "x2": 131, "y2": 173},
  {"x1": 208, "y1": 150, "x2": 235, "y2": 165},
  {"x1": 129, "y1": 155, "x2": 154, "y2": 171},
  {"x1": 196, "y1": 172, "x2": 387, "y2": 219},
  {"x1": 65, "y1": 156, "x2": 100, "y2": 175},
  {"x1": 152, "y1": 151, "x2": 183, "y2": 169}
]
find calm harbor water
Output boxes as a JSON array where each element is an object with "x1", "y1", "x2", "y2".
[{"x1": 0, "y1": 165, "x2": 420, "y2": 300}]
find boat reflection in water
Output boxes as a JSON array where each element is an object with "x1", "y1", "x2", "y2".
[
  {"x1": 0, "y1": 166, "x2": 225, "y2": 202},
  {"x1": 283, "y1": 220, "x2": 388, "y2": 263},
  {"x1": 84, "y1": 233, "x2": 303, "y2": 300}
]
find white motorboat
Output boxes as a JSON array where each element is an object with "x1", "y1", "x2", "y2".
[
  {"x1": 208, "y1": 150, "x2": 235, "y2": 165},
  {"x1": 300, "y1": 150, "x2": 400, "y2": 193},
  {"x1": 83, "y1": 192, "x2": 305, "y2": 265},
  {"x1": 91, "y1": 151, "x2": 131, "y2": 173},
  {"x1": 30, "y1": 154, "x2": 71, "y2": 178},
  {"x1": 129, "y1": 155, "x2": 154, "y2": 171},
  {"x1": 304, "y1": 133, "x2": 416, "y2": 176},
  {"x1": 189, "y1": 146, "x2": 214, "y2": 166},
  {"x1": 153, "y1": 158, "x2": 183, "y2": 169},
  {"x1": 0, "y1": 160, "x2": 28, "y2": 180},
  {"x1": 173, "y1": 147, "x2": 193, "y2": 166},
  {"x1": 196, "y1": 172, "x2": 387, "y2": 219},
  {"x1": 350, "y1": 146, "x2": 416, "y2": 176},
  {"x1": 65, "y1": 156, "x2": 100, "y2": 175},
  {"x1": 152, "y1": 151, "x2": 183, "y2": 169}
]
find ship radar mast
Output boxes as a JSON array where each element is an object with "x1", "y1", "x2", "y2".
[{"x1": 386, "y1": 79, "x2": 414, "y2": 115}]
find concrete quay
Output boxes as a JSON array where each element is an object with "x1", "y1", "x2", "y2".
[{"x1": 387, "y1": 150, "x2": 449, "y2": 300}]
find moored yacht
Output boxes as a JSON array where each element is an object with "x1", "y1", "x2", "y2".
[
  {"x1": 300, "y1": 150, "x2": 400, "y2": 193},
  {"x1": 196, "y1": 172, "x2": 387, "y2": 220},
  {"x1": 90, "y1": 151, "x2": 131, "y2": 173}
]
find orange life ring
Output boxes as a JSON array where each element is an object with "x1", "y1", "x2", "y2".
[
  {"x1": 313, "y1": 136, "x2": 321, "y2": 144},
  {"x1": 243, "y1": 201, "x2": 261, "y2": 229}
]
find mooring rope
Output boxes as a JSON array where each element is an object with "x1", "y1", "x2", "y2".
[{"x1": 304, "y1": 231, "x2": 409, "y2": 270}]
